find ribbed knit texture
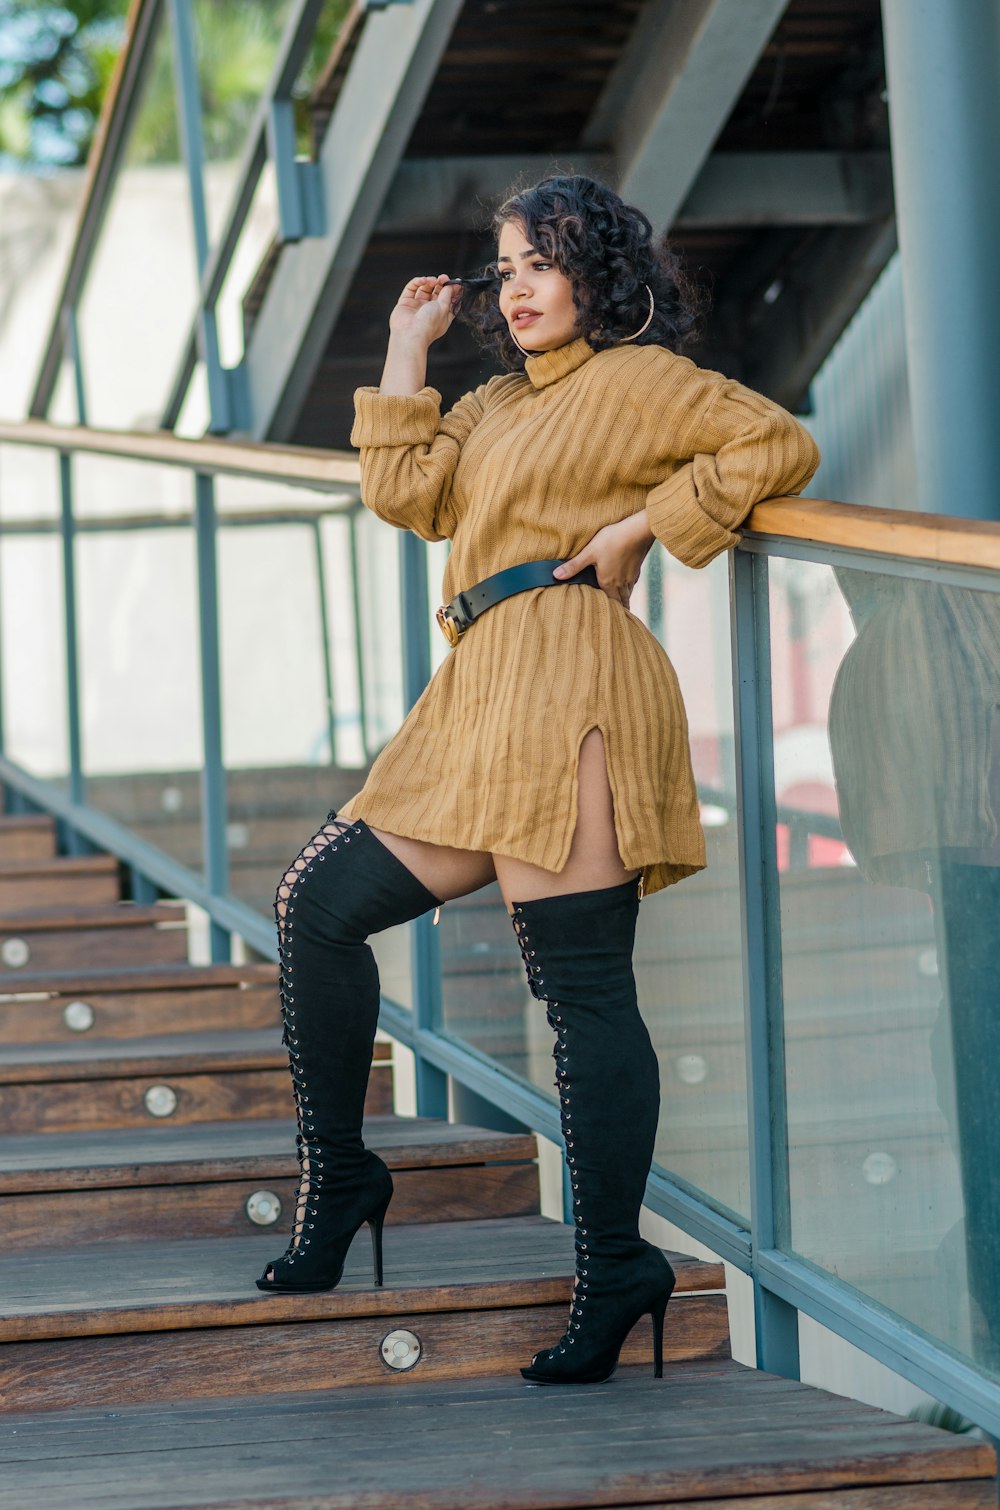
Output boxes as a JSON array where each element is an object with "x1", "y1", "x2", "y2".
[{"x1": 344, "y1": 337, "x2": 820, "y2": 897}]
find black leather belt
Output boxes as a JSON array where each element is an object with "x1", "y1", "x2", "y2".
[{"x1": 435, "y1": 559, "x2": 601, "y2": 647}]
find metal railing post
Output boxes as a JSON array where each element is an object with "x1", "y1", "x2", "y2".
[
  {"x1": 58, "y1": 452, "x2": 86, "y2": 821},
  {"x1": 193, "y1": 472, "x2": 230, "y2": 961},
  {"x1": 348, "y1": 510, "x2": 369, "y2": 763},
  {"x1": 399, "y1": 530, "x2": 447, "y2": 1118},
  {"x1": 311, "y1": 519, "x2": 337, "y2": 764},
  {"x1": 166, "y1": 0, "x2": 238, "y2": 433},
  {"x1": 731, "y1": 547, "x2": 800, "y2": 1378},
  {"x1": 63, "y1": 308, "x2": 88, "y2": 427}
]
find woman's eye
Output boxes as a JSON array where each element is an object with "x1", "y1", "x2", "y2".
[{"x1": 499, "y1": 262, "x2": 551, "y2": 281}]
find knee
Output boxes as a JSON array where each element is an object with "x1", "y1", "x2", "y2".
[{"x1": 274, "y1": 820, "x2": 368, "y2": 943}]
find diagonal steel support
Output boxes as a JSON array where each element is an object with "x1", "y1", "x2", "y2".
[
  {"x1": 244, "y1": 0, "x2": 464, "y2": 441},
  {"x1": 584, "y1": 0, "x2": 788, "y2": 235}
]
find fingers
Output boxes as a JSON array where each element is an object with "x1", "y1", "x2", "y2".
[{"x1": 403, "y1": 274, "x2": 451, "y2": 301}]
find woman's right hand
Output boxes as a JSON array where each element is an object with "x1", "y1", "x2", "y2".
[{"x1": 389, "y1": 274, "x2": 459, "y2": 347}]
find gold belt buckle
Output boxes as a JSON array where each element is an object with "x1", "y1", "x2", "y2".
[{"x1": 436, "y1": 604, "x2": 464, "y2": 648}]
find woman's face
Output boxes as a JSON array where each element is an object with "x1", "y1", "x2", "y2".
[{"x1": 496, "y1": 220, "x2": 581, "y2": 352}]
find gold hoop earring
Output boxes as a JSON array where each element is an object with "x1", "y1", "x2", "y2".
[
  {"x1": 509, "y1": 323, "x2": 535, "y2": 357},
  {"x1": 618, "y1": 285, "x2": 655, "y2": 343}
]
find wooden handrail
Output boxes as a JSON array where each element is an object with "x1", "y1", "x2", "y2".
[
  {"x1": 745, "y1": 497, "x2": 1000, "y2": 571},
  {"x1": 3, "y1": 419, "x2": 1000, "y2": 567},
  {"x1": 0, "y1": 419, "x2": 360, "y2": 492}
]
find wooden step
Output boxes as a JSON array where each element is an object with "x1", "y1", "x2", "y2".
[
  {"x1": 0, "y1": 962, "x2": 279, "y2": 1041},
  {"x1": 0, "y1": 1031, "x2": 392, "y2": 1135},
  {"x1": 0, "y1": 814, "x2": 56, "y2": 863},
  {"x1": 0, "y1": 1362, "x2": 989, "y2": 1509},
  {"x1": 0, "y1": 1217, "x2": 728, "y2": 1411},
  {"x1": 0, "y1": 1116, "x2": 541, "y2": 1244},
  {"x1": 0, "y1": 854, "x2": 121, "y2": 913},
  {"x1": 0, "y1": 903, "x2": 188, "y2": 975}
]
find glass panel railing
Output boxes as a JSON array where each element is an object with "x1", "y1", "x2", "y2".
[
  {"x1": 192, "y1": 0, "x2": 299, "y2": 244},
  {"x1": 437, "y1": 546, "x2": 750, "y2": 1223},
  {"x1": 640, "y1": 551, "x2": 749, "y2": 1223},
  {"x1": 770, "y1": 557, "x2": 1000, "y2": 1376},
  {"x1": 0, "y1": 445, "x2": 68, "y2": 786},
  {"x1": 212, "y1": 471, "x2": 417, "y2": 1009},
  {"x1": 72, "y1": 454, "x2": 203, "y2": 873},
  {"x1": 75, "y1": 9, "x2": 200, "y2": 430}
]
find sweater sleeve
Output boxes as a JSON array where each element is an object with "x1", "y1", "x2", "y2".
[
  {"x1": 644, "y1": 363, "x2": 821, "y2": 569},
  {"x1": 350, "y1": 383, "x2": 487, "y2": 542}
]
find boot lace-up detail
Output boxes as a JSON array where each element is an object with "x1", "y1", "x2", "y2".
[
  {"x1": 511, "y1": 906, "x2": 545, "y2": 999},
  {"x1": 270, "y1": 812, "x2": 363, "y2": 1271},
  {"x1": 510, "y1": 884, "x2": 675, "y2": 1385}
]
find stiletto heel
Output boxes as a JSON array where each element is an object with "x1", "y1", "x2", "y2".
[
  {"x1": 256, "y1": 1165, "x2": 393, "y2": 1294},
  {"x1": 368, "y1": 1196, "x2": 390, "y2": 1287},
  {"x1": 651, "y1": 1287, "x2": 670, "y2": 1378}
]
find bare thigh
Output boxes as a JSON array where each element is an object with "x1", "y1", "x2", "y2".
[
  {"x1": 336, "y1": 727, "x2": 638, "y2": 915},
  {"x1": 334, "y1": 800, "x2": 497, "y2": 904},
  {"x1": 491, "y1": 727, "x2": 640, "y2": 913}
]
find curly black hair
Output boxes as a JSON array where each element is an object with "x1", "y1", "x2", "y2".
[{"x1": 457, "y1": 173, "x2": 703, "y2": 371}]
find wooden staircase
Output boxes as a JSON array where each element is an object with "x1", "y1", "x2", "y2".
[{"x1": 0, "y1": 803, "x2": 995, "y2": 1508}]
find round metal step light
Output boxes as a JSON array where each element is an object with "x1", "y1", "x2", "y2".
[
  {"x1": 64, "y1": 1000, "x2": 95, "y2": 1032},
  {"x1": 1, "y1": 937, "x2": 30, "y2": 969},
  {"x1": 862, "y1": 1151, "x2": 898, "y2": 1187},
  {"x1": 245, "y1": 1190, "x2": 282, "y2": 1226},
  {"x1": 380, "y1": 1329, "x2": 422, "y2": 1372},
  {"x1": 143, "y1": 1084, "x2": 178, "y2": 1118},
  {"x1": 674, "y1": 1053, "x2": 708, "y2": 1086}
]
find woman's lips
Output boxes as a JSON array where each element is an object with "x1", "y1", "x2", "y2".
[{"x1": 514, "y1": 310, "x2": 541, "y2": 325}]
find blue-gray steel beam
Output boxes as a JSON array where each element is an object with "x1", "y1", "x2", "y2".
[
  {"x1": 583, "y1": 0, "x2": 788, "y2": 234},
  {"x1": 757, "y1": 1246, "x2": 1000, "y2": 1441},
  {"x1": 160, "y1": 0, "x2": 329, "y2": 430},
  {"x1": 166, "y1": 0, "x2": 234, "y2": 434},
  {"x1": 0, "y1": 753, "x2": 270, "y2": 953},
  {"x1": 30, "y1": 0, "x2": 165, "y2": 419},
  {"x1": 245, "y1": 0, "x2": 465, "y2": 440},
  {"x1": 731, "y1": 546, "x2": 800, "y2": 1379},
  {"x1": 130, "y1": 866, "x2": 161, "y2": 904},
  {"x1": 311, "y1": 520, "x2": 337, "y2": 764},
  {"x1": 348, "y1": 511, "x2": 370, "y2": 763},
  {"x1": 399, "y1": 530, "x2": 447, "y2": 1118},
  {"x1": 193, "y1": 472, "x2": 230, "y2": 962},
  {"x1": 740, "y1": 533, "x2": 1000, "y2": 596},
  {"x1": 63, "y1": 308, "x2": 88, "y2": 427},
  {"x1": 267, "y1": 99, "x2": 324, "y2": 243},
  {"x1": 881, "y1": 0, "x2": 1000, "y2": 521},
  {"x1": 57, "y1": 453, "x2": 85, "y2": 816}
]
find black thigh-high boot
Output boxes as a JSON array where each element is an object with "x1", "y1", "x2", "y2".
[
  {"x1": 510, "y1": 877, "x2": 675, "y2": 1384},
  {"x1": 256, "y1": 813, "x2": 440, "y2": 1294}
]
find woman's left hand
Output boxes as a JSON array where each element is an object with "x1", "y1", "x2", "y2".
[{"x1": 553, "y1": 511, "x2": 656, "y2": 611}]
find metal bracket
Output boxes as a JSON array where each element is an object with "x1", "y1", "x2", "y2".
[
  {"x1": 268, "y1": 100, "x2": 326, "y2": 243},
  {"x1": 203, "y1": 360, "x2": 252, "y2": 436}
]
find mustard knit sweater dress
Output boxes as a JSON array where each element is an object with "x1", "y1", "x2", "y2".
[{"x1": 340, "y1": 336, "x2": 820, "y2": 899}]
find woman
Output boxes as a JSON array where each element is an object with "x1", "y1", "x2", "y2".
[{"x1": 256, "y1": 175, "x2": 820, "y2": 1385}]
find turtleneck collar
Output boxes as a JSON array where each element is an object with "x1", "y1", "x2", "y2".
[{"x1": 523, "y1": 336, "x2": 597, "y2": 389}]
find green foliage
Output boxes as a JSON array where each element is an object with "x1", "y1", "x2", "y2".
[
  {"x1": 0, "y1": 0, "x2": 355, "y2": 170},
  {"x1": 0, "y1": 0, "x2": 129, "y2": 167}
]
